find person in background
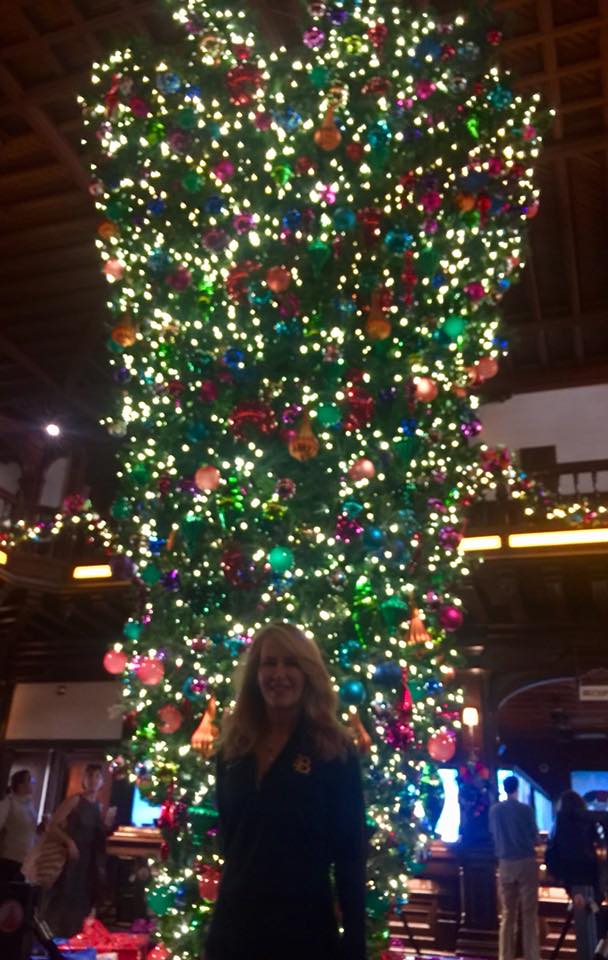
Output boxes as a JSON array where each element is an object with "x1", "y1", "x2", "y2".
[
  {"x1": 549, "y1": 790, "x2": 608, "y2": 960},
  {"x1": 0, "y1": 769, "x2": 37, "y2": 883},
  {"x1": 205, "y1": 621, "x2": 368, "y2": 960},
  {"x1": 489, "y1": 775, "x2": 540, "y2": 960},
  {"x1": 42, "y1": 764, "x2": 109, "y2": 938}
]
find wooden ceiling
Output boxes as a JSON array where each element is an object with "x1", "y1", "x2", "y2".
[{"x1": 0, "y1": 0, "x2": 606, "y2": 448}]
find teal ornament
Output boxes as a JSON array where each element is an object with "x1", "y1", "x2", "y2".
[
  {"x1": 248, "y1": 282, "x2": 272, "y2": 306},
  {"x1": 123, "y1": 621, "x2": 143, "y2": 640},
  {"x1": 367, "y1": 120, "x2": 392, "y2": 148},
  {"x1": 384, "y1": 229, "x2": 412, "y2": 254},
  {"x1": 185, "y1": 421, "x2": 208, "y2": 443},
  {"x1": 339, "y1": 678, "x2": 367, "y2": 706},
  {"x1": 338, "y1": 639, "x2": 360, "y2": 668},
  {"x1": 141, "y1": 564, "x2": 162, "y2": 586},
  {"x1": 308, "y1": 239, "x2": 332, "y2": 274},
  {"x1": 333, "y1": 207, "x2": 357, "y2": 231},
  {"x1": 317, "y1": 403, "x2": 341, "y2": 427},
  {"x1": 156, "y1": 71, "x2": 182, "y2": 94},
  {"x1": 342, "y1": 499, "x2": 364, "y2": 519},
  {"x1": 488, "y1": 84, "x2": 513, "y2": 109},
  {"x1": 268, "y1": 546, "x2": 295, "y2": 574},
  {"x1": 111, "y1": 498, "x2": 131, "y2": 519},
  {"x1": 366, "y1": 888, "x2": 390, "y2": 919},
  {"x1": 379, "y1": 596, "x2": 409, "y2": 628},
  {"x1": 364, "y1": 526, "x2": 383, "y2": 548},
  {"x1": 442, "y1": 315, "x2": 466, "y2": 340}
]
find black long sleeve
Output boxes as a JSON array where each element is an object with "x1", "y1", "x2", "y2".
[{"x1": 330, "y1": 750, "x2": 368, "y2": 960}]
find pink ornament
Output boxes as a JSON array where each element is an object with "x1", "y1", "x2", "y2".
[
  {"x1": 428, "y1": 730, "x2": 457, "y2": 762},
  {"x1": 129, "y1": 97, "x2": 149, "y2": 118},
  {"x1": 439, "y1": 604, "x2": 464, "y2": 632},
  {"x1": 137, "y1": 657, "x2": 165, "y2": 686},
  {"x1": 414, "y1": 377, "x2": 438, "y2": 402},
  {"x1": 104, "y1": 259, "x2": 125, "y2": 281},
  {"x1": 526, "y1": 201, "x2": 540, "y2": 219},
  {"x1": 415, "y1": 80, "x2": 436, "y2": 100},
  {"x1": 464, "y1": 281, "x2": 485, "y2": 301},
  {"x1": 254, "y1": 111, "x2": 272, "y2": 131},
  {"x1": 199, "y1": 380, "x2": 218, "y2": 402},
  {"x1": 195, "y1": 465, "x2": 221, "y2": 492},
  {"x1": 522, "y1": 124, "x2": 537, "y2": 141},
  {"x1": 349, "y1": 457, "x2": 376, "y2": 481},
  {"x1": 214, "y1": 159, "x2": 235, "y2": 182},
  {"x1": 103, "y1": 649, "x2": 128, "y2": 675},
  {"x1": 303, "y1": 26, "x2": 326, "y2": 49},
  {"x1": 475, "y1": 356, "x2": 499, "y2": 380},
  {"x1": 157, "y1": 705, "x2": 183, "y2": 734}
]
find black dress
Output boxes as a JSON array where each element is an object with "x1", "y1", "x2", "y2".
[{"x1": 205, "y1": 723, "x2": 367, "y2": 960}]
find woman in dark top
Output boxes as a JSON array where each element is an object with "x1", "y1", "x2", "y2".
[{"x1": 205, "y1": 621, "x2": 368, "y2": 960}]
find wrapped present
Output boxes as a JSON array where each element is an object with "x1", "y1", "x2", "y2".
[{"x1": 59, "y1": 918, "x2": 148, "y2": 960}]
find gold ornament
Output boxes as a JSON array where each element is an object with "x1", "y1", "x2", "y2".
[
  {"x1": 408, "y1": 607, "x2": 431, "y2": 646},
  {"x1": 191, "y1": 695, "x2": 219, "y2": 757}
]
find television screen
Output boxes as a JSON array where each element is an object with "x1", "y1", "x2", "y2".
[
  {"x1": 131, "y1": 787, "x2": 162, "y2": 828},
  {"x1": 534, "y1": 790, "x2": 554, "y2": 834},
  {"x1": 435, "y1": 768, "x2": 460, "y2": 843},
  {"x1": 571, "y1": 771, "x2": 608, "y2": 809}
]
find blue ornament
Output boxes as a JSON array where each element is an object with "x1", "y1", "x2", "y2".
[
  {"x1": 184, "y1": 85, "x2": 201, "y2": 99},
  {"x1": 364, "y1": 526, "x2": 383, "y2": 549},
  {"x1": 185, "y1": 421, "x2": 207, "y2": 443},
  {"x1": 148, "y1": 249, "x2": 171, "y2": 273},
  {"x1": 374, "y1": 661, "x2": 403, "y2": 687},
  {"x1": 275, "y1": 107, "x2": 302, "y2": 132},
  {"x1": 148, "y1": 537, "x2": 166, "y2": 556},
  {"x1": 416, "y1": 36, "x2": 442, "y2": 60},
  {"x1": 498, "y1": 277, "x2": 511, "y2": 290},
  {"x1": 384, "y1": 229, "x2": 413, "y2": 254},
  {"x1": 333, "y1": 207, "x2": 357, "y2": 231},
  {"x1": 425, "y1": 678, "x2": 443, "y2": 694},
  {"x1": 223, "y1": 347, "x2": 244, "y2": 368},
  {"x1": 147, "y1": 198, "x2": 165, "y2": 216},
  {"x1": 282, "y1": 209, "x2": 302, "y2": 230},
  {"x1": 157, "y1": 71, "x2": 182, "y2": 94},
  {"x1": 340, "y1": 678, "x2": 367, "y2": 706},
  {"x1": 334, "y1": 295, "x2": 356, "y2": 315},
  {"x1": 401, "y1": 417, "x2": 417, "y2": 437},
  {"x1": 206, "y1": 195, "x2": 225, "y2": 214},
  {"x1": 367, "y1": 120, "x2": 392, "y2": 149}
]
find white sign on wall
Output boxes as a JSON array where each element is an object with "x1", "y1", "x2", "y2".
[{"x1": 6, "y1": 682, "x2": 123, "y2": 741}]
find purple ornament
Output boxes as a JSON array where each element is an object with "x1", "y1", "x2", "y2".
[
  {"x1": 254, "y1": 111, "x2": 272, "y2": 131},
  {"x1": 161, "y1": 569, "x2": 181, "y2": 591},
  {"x1": 424, "y1": 218, "x2": 439, "y2": 235},
  {"x1": 282, "y1": 403, "x2": 303, "y2": 425},
  {"x1": 438, "y1": 525, "x2": 463, "y2": 550},
  {"x1": 328, "y1": 7, "x2": 348, "y2": 25},
  {"x1": 303, "y1": 26, "x2": 326, "y2": 48},
  {"x1": 202, "y1": 229, "x2": 229, "y2": 251},
  {"x1": 431, "y1": 469, "x2": 447, "y2": 484},
  {"x1": 166, "y1": 267, "x2": 192, "y2": 290},
  {"x1": 167, "y1": 130, "x2": 192, "y2": 153},
  {"x1": 461, "y1": 416, "x2": 483, "y2": 439},
  {"x1": 233, "y1": 212, "x2": 254, "y2": 234},
  {"x1": 279, "y1": 293, "x2": 301, "y2": 318},
  {"x1": 189, "y1": 675, "x2": 208, "y2": 696},
  {"x1": 439, "y1": 604, "x2": 464, "y2": 632},
  {"x1": 335, "y1": 514, "x2": 364, "y2": 543},
  {"x1": 214, "y1": 159, "x2": 235, "y2": 182}
]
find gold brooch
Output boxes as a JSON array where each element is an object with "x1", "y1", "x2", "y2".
[{"x1": 293, "y1": 754, "x2": 312, "y2": 775}]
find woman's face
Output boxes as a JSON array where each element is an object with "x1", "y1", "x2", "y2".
[
  {"x1": 83, "y1": 769, "x2": 104, "y2": 795},
  {"x1": 15, "y1": 773, "x2": 33, "y2": 797},
  {"x1": 257, "y1": 634, "x2": 306, "y2": 713}
]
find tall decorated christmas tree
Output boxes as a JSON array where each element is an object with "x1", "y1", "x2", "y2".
[{"x1": 84, "y1": 1, "x2": 543, "y2": 956}]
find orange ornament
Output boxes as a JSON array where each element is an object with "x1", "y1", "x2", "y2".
[
  {"x1": 266, "y1": 265, "x2": 292, "y2": 294},
  {"x1": 365, "y1": 312, "x2": 392, "y2": 341},
  {"x1": 191, "y1": 695, "x2": 219, "y2": 757},
  {"x1": 348, "y1": 708, "x2": 372, "y2": 755},
  {"x1": 111, "y1": 324, "x2": 137, "y2": 347},
  {"x1": 288, "y1": 412, "x2": 320, "y2": 462},
  {"x1": 456, "y1": 192, "x2": 475, "y2": 213},
  {"x1": 314, "y1": 107, "x2": 342, "y2": 152},
  {"x1": 97, "y1": 219, "x2": 120, "y2": 240}
]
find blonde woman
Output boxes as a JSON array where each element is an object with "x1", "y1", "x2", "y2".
[{"x1": 205, "y1": 621, "x2": 367, "y2": 960}]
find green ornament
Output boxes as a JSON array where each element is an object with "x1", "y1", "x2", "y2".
[
  {"x1": 107, "y1": 337, "x2": 123, "y2": 354},
  {"x1": 344, "y1": 34, "x2": 365, "y2": 55},
  {"x1": 443, "y1": 315, "x2": 466, "y2": 340},
  {"x1": 111, "y1": 498, "x2": 131, "y2": 519},
  {"x1": 466, "y1": 115, "x2": 480, "y2": 138},
  {"x1": 366, "y1": 888, "x2": 390, "y2": 920},
  {"x1": 146, "y1": 120, "x2": 166, "y2": 145},
  {"x1": 123, "y1": 621, "x2": 143, "y2": 640},
  {"x1": 197, "y1": 279, "x2": 215, "y2": 304},
  {"x1": 380, "y1": 596, "x2": 410, "y2": 628},
  {"x1": 141, "y1": 564, "x2": 162, "y2": 586},
  {"x1": 272, "y1": 162, "x2": 293, "y2": 186},
  {"x1": 317, "y1": 403, "x2": 341, "y2": 427},
  {"x1": 410, "y1": 680, "x2": 425, "y2": 703},
  {"x1": 463, "y1": 209, "x2": 481, "y2": 228},
  {"x1": 182, "y1": 170, "x2": 202, "y2": 192},
  {"x1": 105, "y1": 199, "x2": 126, "y2": 221},
  {"x1": 268, "y1": 546, "x2": 295, "y2": 574},
  {"x1": 176, "y1": 107, "x2": 197, "y2": 130},
  {"x1": 147, "y1": 885, "x2": 173, "y2": 916},
  {"x1": 130, "y1": 462, "x2": 150, "y2": 484},
  {"x1": 310, "y1": 65, "x2": 330, "y2": 89},
  {"x1": 308, "y1": 239, "x2": 332, "y2": 274}
]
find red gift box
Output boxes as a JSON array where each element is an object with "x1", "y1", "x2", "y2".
[{"x1": 61, "y1": 918, "x2": 149, "y2": 960}]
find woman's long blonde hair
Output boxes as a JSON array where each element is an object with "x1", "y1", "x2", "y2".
[{"x1": 221, "y1": 621, "x2": 351, "y2": 763}]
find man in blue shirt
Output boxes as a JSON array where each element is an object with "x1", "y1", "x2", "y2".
[{"x1": 489, "y1": 776, "x2": 540, "y2": 960}]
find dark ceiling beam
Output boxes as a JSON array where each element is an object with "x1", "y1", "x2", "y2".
[
  {"x1": 0, "y1": 63, "x2": 89, "y2": 193},
  {"x1": 0, "y1": 119, "x2": 82, "y2": 166},
  {"x1": 502, "y1": 14, "x2": 607, "y2": 52},
  {"x1": 515, "y1": 58, "x2": 604, "y2": 89},
  {"x1": 9, "y1": 4, "x2": 65, "y2": 77},
  {"x1": 0, "y1": 215, "x2": 96, "y2": 254}
]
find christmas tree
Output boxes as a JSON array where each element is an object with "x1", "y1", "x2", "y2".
[{"x1": 83, "y1": 1, "x2": 543, "y2": 956}]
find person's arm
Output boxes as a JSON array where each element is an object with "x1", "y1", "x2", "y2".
[
  {"x1": 330, "y1": 749, "x2": 368, "y2": 960},
  {"x1": 527, "y1": 804, "x2": 540, "y2": 845},
  {"x1": 48, "y1": 795, "x2": 80, "y2": 859}
]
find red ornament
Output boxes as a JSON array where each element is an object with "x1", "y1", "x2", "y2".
[
  {"x1": 104, "y1": 259, "x2": 124, "y2": 281},
  {"x1": 200, "y1": 380, "x2": 218, "y2": 403},
  {"x1": 266, "y1": 265, "x2": 291, "y2": 294},
  {"x1": 358, "y1": 206, "x2": 382, "y2": 245},
  {"x1": 295, "y1": 155, "x2": 318, "y2": 175},
  {"x1": 195, "y1": 465, "x2": 221, "y2": 492},
  {"x1": 487, "y1": 29, "x2": 503, "y2": 46},
  {"x1": 428, "y1": 730, "x2": 457, "y2": 763},
  {"x1": 414, "y1": 377, "x2": 438, "y2": 402},
  {"x1": 475, "y1": 356, "x2": 499, "y2": 380},
  {"x1": 198, "y1": 865, "x2": 221, "y2": 901},
  {"x1": 103, "y1": 649, "x2": 128, "y2": 675},
  {"x1": 362, "y1": 76, "x2": 391, "y2": 97},
  {"x1": 148, "y1": 945, "x2": 171, "y2": 960},
  {"x1": 221, "y1": 544, "x2": 257, "y2": 589},
  {"x1": 228, "y1": 401, "x2": 277, "y2": 440},
  {"x1": 346, "y1": 142, "x2": 364, "y2": 163},
  {"x1": 226, "y1": 63, "x2": 264, "y2": 106},
  {"x1": 157, "y1": 705, "x2": 183, "y2": 734},
  {"x1": 349, "y1": 457, "x2": 376, "y2": 481},
  {"x1": 136, "y1": 657, "x2": 165, "y2": 686},
  {"x1": 347, "y1": 386, "x2": 375, "y2": 425},
  {"x1": 226, "y1": 260, "x2": 260, "y2": 301},
  {"x1": 368, "y1": 22, "x2": 388, "y2": 49}
]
